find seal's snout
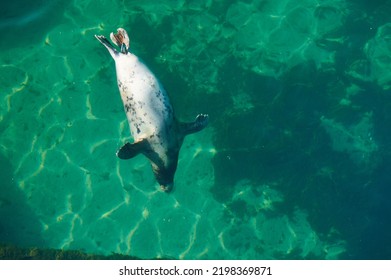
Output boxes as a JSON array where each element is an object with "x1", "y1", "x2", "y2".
[{"x1": 160, "y1": 183, "x2": 174, "y2": 193}]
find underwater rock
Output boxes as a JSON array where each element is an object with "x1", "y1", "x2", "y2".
[
  {"x1": 0, "y1": 244, "x2": 141, "y2": 260},
  {"x1": 219, "y1": 180, "x2": 346, "y2": 259},
  {"x1": 320, "y1": 112, "x2": 379, "y2": 171},
  {"x1": 151, "y1": 0, "x2": 349, "y2": 92},
  {"x1": 364, "y1": 23, "x2": 391, "y2": 89}
]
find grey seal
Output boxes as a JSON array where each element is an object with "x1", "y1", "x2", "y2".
[{"x1": 95, "y1": 28, "x2": 208, "y2": 192}]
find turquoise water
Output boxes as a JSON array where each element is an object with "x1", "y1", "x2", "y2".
[{"x1": 1, "y1": 0, "x2": 391, "y2": 259}]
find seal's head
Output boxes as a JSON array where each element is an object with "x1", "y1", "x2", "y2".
[
  {"x1": 160, "y1": 183, "x2": 174, "y2": 193},
  {"x1": 152, "y1": 161, "x2": 177, "y2": 193},
  {"x1": 155, "y1": 169, "x2": 175, "y2": 193}
]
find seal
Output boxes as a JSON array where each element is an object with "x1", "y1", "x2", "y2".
[{"x1": 95, "y1": 28, "x2": 208, "y2": 193}]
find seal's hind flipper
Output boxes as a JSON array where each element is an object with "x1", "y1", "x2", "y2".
[
  {"x1": 116, "y1": 140, "x2": 147, "y2": 160},
  {"x1": 179, "y1": 114, "x2": 209, "y2": 136},
  {"x1": 95, "y1": 35, "x2": 118, "y2": 59},
  {"x1": 110, "y1": 28, "x2": 130, "y2": 54}
]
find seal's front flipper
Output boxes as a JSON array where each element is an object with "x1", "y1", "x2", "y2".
[
  {"x1": 116, "y1": 140, "x2": 147, "y2": 160},
  {"x1": 95, "y1": 35, "x2": 118, "y2": 59},
  {"x1": 180, "y1": 114, "x2": 209, "y2": 136}
]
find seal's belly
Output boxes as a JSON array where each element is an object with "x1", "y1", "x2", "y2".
[{"x1": 115, "y1": 54, "x2": 174, "y2": 142}]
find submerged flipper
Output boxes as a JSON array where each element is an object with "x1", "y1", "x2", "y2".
[
  {"x1": 95, "y1": 34, "x2": 118, "y2": 59},
  {"x1": 179, "y1": 114, "x2": 209, "y2": 136},
  {"x1": 116, "y1": 140, "x2": 147, "y2": 160}
]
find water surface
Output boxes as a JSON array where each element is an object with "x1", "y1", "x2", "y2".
[{"x1": 1, "y1": 0, "x2": 391, "y2": 259}]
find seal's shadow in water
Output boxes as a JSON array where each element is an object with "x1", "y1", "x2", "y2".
[{"x1": 0, "y1": 154, "x2": 45, "y2": 249}]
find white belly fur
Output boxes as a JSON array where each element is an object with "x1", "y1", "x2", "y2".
[{"x1": 114, "y1": 53, "x2": 175, "y2": 163}]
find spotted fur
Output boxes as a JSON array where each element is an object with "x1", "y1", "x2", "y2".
[{"x1": 95, "y1": 29, "x2": 208, "y2": 192}]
